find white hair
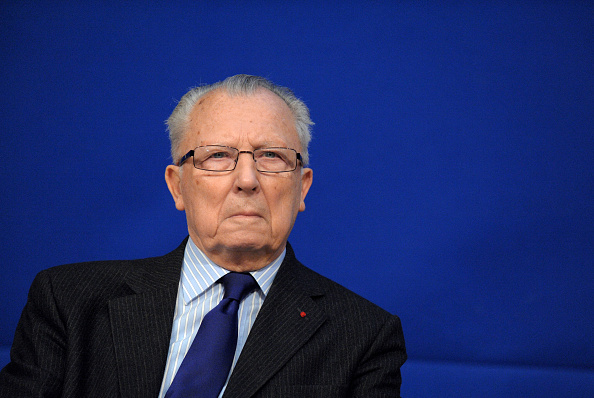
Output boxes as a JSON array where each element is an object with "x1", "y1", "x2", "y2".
[{"x1": 166, "y1": 74, "x2": 313, "y2": 166}]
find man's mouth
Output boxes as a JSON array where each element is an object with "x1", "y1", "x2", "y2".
[{"x1": 230, "y1": 212, "x2": 261, "y2": 218}]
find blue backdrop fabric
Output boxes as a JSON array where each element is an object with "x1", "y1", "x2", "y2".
[{"x1": 1, "y1": 2, "x2": 592, "y2": 397}]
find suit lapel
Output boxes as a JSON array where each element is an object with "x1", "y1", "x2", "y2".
[
  {"x1": 108, "y1": 240, "x2": 185, "y2": 398},
  {"x1": 223, "y1": 246, "x2": 327, "y2": 398}
]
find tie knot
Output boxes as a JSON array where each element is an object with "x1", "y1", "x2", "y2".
[{"x1": 220, "y1": 272, "x2": 258, "y2": 302}]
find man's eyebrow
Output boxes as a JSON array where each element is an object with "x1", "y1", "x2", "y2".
[{"x1": 254, "y1": 140, "x2": 291, "y2": 148}]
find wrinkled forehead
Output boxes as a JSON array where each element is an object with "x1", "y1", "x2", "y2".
[
  {"x1": 185, "y1": 88, "x2": 300, "y2": 147},
  {"x1": 191, "y1": 87, "x2": 294, "y2": 118}
]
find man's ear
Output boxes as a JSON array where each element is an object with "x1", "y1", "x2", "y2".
[
  {"x1": 165, "y1": 165, "x2": 185, "y2": 211},
  {"x1": 298, "y1": 168, "x2": 313, "y2": 212}
]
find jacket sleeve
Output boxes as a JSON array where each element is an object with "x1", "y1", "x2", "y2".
[
  {"x1": 0, "y1": 270, "x2": 66, "y2": 397},
  {"x1": 348, "y1": 314, "x2": 407, "y2": 398}
]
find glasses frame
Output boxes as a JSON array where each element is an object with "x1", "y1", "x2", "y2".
[{"x1": 178, "y1": 145, "x2": 303, "y2": 173}]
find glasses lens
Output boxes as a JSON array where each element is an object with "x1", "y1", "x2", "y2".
[
  {"x1": 194, "y1": 146, "x2": 238, "y2": 171},
  {"x1": 254, "y1": 148, "x2": 297, "y2": 172}
]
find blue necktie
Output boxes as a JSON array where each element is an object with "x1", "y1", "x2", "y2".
[{"x1": 165, "y1": 272, "x2": 258, "y2": 398}]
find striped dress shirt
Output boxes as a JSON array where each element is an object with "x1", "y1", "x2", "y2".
[{"x1": 157, "y1": 237, "x2": 283, "y2": 398}]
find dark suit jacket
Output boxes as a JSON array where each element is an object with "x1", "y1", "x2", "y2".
[{"x1": 0, "y1": 239, "x2": 406, "y2": 397}]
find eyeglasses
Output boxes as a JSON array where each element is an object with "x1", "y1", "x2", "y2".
[{"x1": 178, "y1": 145, "x2": 303, "y2": 173}]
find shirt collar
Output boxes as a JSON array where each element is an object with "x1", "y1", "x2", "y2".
[{"x1": 180, "y1": 237, "x2": 285, "y2": 305}]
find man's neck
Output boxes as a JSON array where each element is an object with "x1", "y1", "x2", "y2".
[{"x1": 190, "y1": 236, "x2": 286, "y2": 272}]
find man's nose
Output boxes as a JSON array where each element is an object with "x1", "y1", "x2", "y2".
[{"x1": 234, "y1": 151, "x2": 260, "y2": 191}]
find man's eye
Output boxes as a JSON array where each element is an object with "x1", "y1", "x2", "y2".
[
  {"x1": 261, "y1": 151, "x2": 278, "y2": 159},
  {"x1": 210, "y1": 152, "x2": 229, "y2": 159}
]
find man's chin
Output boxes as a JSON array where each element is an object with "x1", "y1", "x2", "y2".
[
  {"x1": 221, "y1": 239, "x2": 269, "y2": 253},
  {"x1": 216, "y1": 233, "x2": 283, "y2": 257}
]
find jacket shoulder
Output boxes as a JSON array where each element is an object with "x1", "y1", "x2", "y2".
[
  {"x1": 30, "y1": 239, "x2": 186, "y2": 315},
  {"x1": 299, "y1": 263, "x2": 394, "y2": 318},
  {"x1": 282, "y1": 246, "x2": 398, "y2": 327}
]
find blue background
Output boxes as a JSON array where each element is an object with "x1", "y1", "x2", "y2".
[{"x1": 1, "y1": 1, "x2": 593, "y2": 396}]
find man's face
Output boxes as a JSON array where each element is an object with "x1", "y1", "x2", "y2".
[{"x1": 165, "y1": 88, "x2": 313, "y2": 271}]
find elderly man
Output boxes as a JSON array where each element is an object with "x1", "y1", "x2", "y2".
[{"x1": 0, "y1": 75, "x2": 406, "y2": 397}]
